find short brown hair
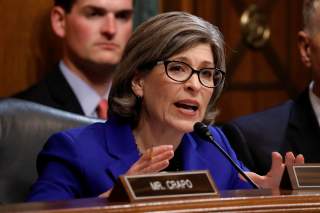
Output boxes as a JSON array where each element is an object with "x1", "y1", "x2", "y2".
[
  {"x1": 303, "y1": 0, "x2": 320, "y2": 34},
  {"x1": 54, "y1": 0, "x2": 75, "y2": 13},
  {"x1": 109, "y1": 11, "x2": 226, "y2": 127}
]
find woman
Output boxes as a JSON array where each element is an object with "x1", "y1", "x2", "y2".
[{"x1": 27, "y1": 11, "x2": 303, "y2": 201}]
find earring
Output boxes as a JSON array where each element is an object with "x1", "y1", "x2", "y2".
[{"x1": 136, "y1": 95, "x2": 142, "y2": 102}]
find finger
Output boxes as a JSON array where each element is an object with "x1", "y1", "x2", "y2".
[
  {"x1": 126, "y1": 153, "x2": 154, "y2": 175},
  {"x1": 127, "y1": 146, "x2": 174, "y2": 175},
  {"x1": 295, "y1": 154, "x2": 305, "y2": 164},
  {"x1": 126, "y1": 160, "x2": 146, "y2": 175},
  {"x1": 242, "y1": 172, "x2": 264, "y2": 187},
  {"x1": 269, "y1": 152, "x2": 284, "y2": 174},
  {"x1": 140, "y1": 146, "x2": 174, "y2": 167},
  {"x1": 140, "y1": 145, "x2": 173, "y2": 161},
  {"x1": 132, "y1": 156, "x2": 171, "y2": 174},
  {"x1": 143, "y1": 159, "x2": 171, "y2": 173},
  {"x1": 240, "y1": 171, "x2": 260, "y2": 182},
  {"x1": 98, "y1": 188, "x2": 113, "y2": 198},
  {"x1": 141, "y1": 150, "x2": 174, "y2": 173},
  {"x1": 285, "y1": 152, "x2": 295, "y2": 166},
  {"x1": 149, "y1": 149, "x2": 174, "y2": 163}
]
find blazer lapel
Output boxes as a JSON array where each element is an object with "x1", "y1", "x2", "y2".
[
  {"x1": 180, "y1": 134, "x2": 211, "y2": 171},
  {"x1": 103, "y1": 117, "x2": 140, "y2": 180}
]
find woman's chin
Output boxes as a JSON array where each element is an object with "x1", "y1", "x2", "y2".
[{"x1": 171, "y1": 120, "x2": 197, "y2": 133}]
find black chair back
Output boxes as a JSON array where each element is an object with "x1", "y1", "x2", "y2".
[{"x1": 0, "y1": 99, "x2": 102, "y2": 203}]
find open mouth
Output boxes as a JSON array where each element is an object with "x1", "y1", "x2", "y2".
[{"x1": 174, "y1": 102, "x2": 199, "y2": 112}]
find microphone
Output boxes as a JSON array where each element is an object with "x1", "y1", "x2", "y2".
[{"x1": 193, "y1": 122, "x2": 259, "y2": 189}]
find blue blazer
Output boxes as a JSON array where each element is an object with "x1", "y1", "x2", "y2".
[{"x1": 28, "y1": 116, "x2": 252, "y2": 202}]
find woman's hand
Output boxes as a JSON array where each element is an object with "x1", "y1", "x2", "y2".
[
  {"x1": 126, "y1": 145, "x2": 174, "y2": 175},
  {"x1": 244, "y1": 152, "x2": 304, "y2": 189},
  {"x1": 98, "y1": 145, "x2": 174, "y2": 198},
  {"x1": 99, "y1": 189, "x2": 112, "y2": 198}
]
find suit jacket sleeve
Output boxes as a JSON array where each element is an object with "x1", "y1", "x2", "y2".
[
  {"x1": 26, "y1": 125, "x2": 121, "y2": 202},
  {"x1": 27, "y1": 132, "x2": 85, "y2": 201}
]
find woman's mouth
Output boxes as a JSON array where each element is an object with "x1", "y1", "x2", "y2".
[{"x1": 174, "y1": 102, "x2": 199, "y2": 112}]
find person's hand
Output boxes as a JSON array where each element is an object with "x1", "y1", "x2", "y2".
[
  {"x1": 98, "y1": 145, "x2": 174, "y2": 198},
  {"x1": 244, "y1": 152, "x2": 304, "y2": 189},
  {"x1": 126, "y1": 145, "x2": 174, "y2": 175},
  {"x1": 99, "y1": 188, "x2": 112, "y2": 198}
]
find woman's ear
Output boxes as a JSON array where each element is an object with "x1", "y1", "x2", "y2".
[
  {"x1": 131, "y1": 74, "x2": 144, "y2": 97},
  {"x1": 51, "y1": 6, "x2": 67, "y2": 38},
  {"x1": 298, "y1": 31, "x2": 312, "y2": 68}
]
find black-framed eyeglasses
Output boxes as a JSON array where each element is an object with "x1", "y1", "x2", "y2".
[{"x1": 157, "y1": 60, "x2": 225, "y2": 88}]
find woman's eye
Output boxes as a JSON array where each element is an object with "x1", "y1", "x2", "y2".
[
  {"x1": 168, "y1": 63, "x2": 188, "y2": 73},
  {"x1": 201, "y1": 70, "x2": 214, "y2": 78},
  {"x1": 170, "y1": 65, "x2": 183, "y2": 72}
]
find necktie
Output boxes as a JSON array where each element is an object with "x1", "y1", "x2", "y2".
[{"x1": 96, "y1": 99, "x2": 108, "y2": 119}]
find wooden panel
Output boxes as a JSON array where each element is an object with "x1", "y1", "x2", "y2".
[
  {"x1": 0, "y1": 1, "x2": 310, "y2": 123},
  {"x1": 0, "y1": 0, "x2": 61, "y2": 97},
  {"x1": 160, "y1": 0, "x2": 310, "y2": 123},
  {"x1": 160, "y1": 0, "x2": 194, "y2": 13}
]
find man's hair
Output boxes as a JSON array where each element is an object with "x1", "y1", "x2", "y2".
[
  {"x1": 53, "y1": 0, "x2": 135, "y2": 13},
  {"x1": 303, "y1": 0, "x2": 320, "y2": 34},
  {"x1": 54, "y1": 0, "x2": 76, "y2": 13}
]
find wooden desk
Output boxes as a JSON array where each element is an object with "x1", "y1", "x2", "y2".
[{"x1": 1, "y1": 189, "x2": 320, "y2": 212}]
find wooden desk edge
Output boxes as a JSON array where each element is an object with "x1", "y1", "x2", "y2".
[{"x1": 2, "y1": 189, "x2": 320, "y2": 212}]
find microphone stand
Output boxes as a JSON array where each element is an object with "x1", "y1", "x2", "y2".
[{"x1": 194, "y1": 122, "x2": 259, "y2": 189}]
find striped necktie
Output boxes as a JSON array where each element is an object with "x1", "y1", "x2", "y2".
[{"x1": 96, "y1": 99, "x2": 108, "y2": 119}]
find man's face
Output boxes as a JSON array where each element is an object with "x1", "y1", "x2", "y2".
[
  {"x1": 308, "y1": 32, "x2": 320, "y2": 79},
  {"x1": 53, "y1": 0, "x2": 133, "y2": 68},
  {"x1": 299, "y1": 7, "x2": 320, "y2": 89}
]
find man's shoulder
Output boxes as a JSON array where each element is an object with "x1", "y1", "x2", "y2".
[
  {"x1": 13, "y1": 67, "x2": 65, "y2": 99},
  {"x1": 11, "y1": 67, "x2": 82, "y2": 113},
  {"x1": 222, "y1": 100, "x2": 294, "y2": 140},
  {"x1": 231, "y1": 100, "x2": 294, "y2": 125}
]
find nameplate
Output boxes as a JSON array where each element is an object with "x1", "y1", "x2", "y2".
[
  {"x1": 108, "y1": 170, "x2": 219, "y2": 202},
  {"x1": 280, "y1": 164, "x2": 320, "y2": 190}
]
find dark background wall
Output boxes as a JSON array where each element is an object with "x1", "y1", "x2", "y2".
[
  {"x1": 160, "y1": 0, "x2": 310, "y2": 123},
  {"x1": 0, "y1": 0, "x2": 309, "y2": 123}
]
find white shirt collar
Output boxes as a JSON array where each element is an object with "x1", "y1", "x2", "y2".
[
  {"x1": 309, "y1": 81, "x2": 320, "y2": 127},
  {"x1": 59, "y1": 61, "x2": 111, "y2": 117}
]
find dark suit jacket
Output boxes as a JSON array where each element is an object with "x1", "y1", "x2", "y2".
[
  {"x1": 27, "y1": 116, "x2": 252, "y2": 201},
  {"x1": 222, "y1": 88, "x2": 320, "y2": 175},
  {"x1": 14, "y1": 65, "x2": 84, "y2": 115}
]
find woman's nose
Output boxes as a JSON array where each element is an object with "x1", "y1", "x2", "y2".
[{"x1": 184, "y1": 73, "x2": 202, "y2": 91}]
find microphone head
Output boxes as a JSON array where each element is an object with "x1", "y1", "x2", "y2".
[{"x1": 193, "y1": 122, "x2": 212, "y2": 140}]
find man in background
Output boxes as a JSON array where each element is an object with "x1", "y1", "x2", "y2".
[
  {"x1": 222, "y1": 0, "x2": 320, "y2": 175},
  {"x1": 15, "y1": 0, "x2": 133, "y2": 119}
]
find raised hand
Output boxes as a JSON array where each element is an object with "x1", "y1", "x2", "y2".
[
  {"x1": 244, "y1": 152, "x2": 304, "y2": 189},
  {"x1": 99, "y1": 145, "x2": 174, "y2": 198},
  {"x1": 126, "y1": 145, "x2": 174, "y2": 175}
]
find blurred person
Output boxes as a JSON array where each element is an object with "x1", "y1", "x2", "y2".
[
  {"x1": 27, "y1": 12, "x2": 303, "y2": 202},
  {"x1": 14, "y1": 0, "x2": 133, "y2": 119},
  {"x1": 222, "y1": 0, "x2": 319, "y2": 175}
]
